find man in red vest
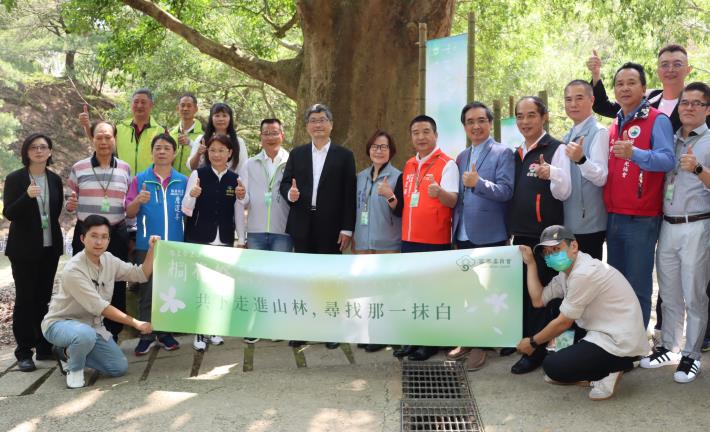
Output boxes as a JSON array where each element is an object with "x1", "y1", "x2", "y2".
[
  {"x1": 603, "y1": 62, "x2": 675, "y2": 330},
  {"x1": 391, "y1": 115, "x2": 459, "y2": 361}
]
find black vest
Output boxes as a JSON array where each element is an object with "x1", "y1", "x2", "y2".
[
  {"x1": 185, "y1": 166, "x2": 238, "y2": 245},
  {"x1": 509, "y1": 134, "x2": 564, "y2": 237}
]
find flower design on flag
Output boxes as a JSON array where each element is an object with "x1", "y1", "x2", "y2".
[
  {"x1": 159, "y1": 286, "x2": 186, "y2": 313},
  {"x1": 484, "y1": 293, "x2": 508, "y2": 315}
]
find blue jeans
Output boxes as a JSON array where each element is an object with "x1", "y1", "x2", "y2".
[
  {"x1": 606, "y1": 213, "x2": 661, "y2": 329},
  {"x1": 246, "y1": 232, "x2": 293, "y2": 252},
  {"x1": 44, "y1": 320, "x2": 128, "y2": 376}
]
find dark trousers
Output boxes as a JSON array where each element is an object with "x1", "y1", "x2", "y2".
[
  {"x1": 543, "y1": 340, "x2": 635, "y2": 383},
  {"x1": 574, "y1": 231, "x2": 605, "y2": 261},
  {"x1": 513, "y1": 235, "x2": 556, "y2": 355},
  {"x1": 293, "y1": 211, "x2": 342, "y2": 254},
  {"x1": 455, "y1": 239, "x2": 508, "y2": 249},
  {"x1": 401, "y1": 241, "x2": 451, "y2": 253},
  {"x1": 72, "y1": 220, "x2": 129, "y2": 340},
  {"x1": 11, "y1": 247, "x2": 60, "y2": 361}
]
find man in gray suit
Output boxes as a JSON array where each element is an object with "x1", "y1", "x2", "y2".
[{"x1": 448, "y1": 101, "x2": 515, "y2": 370}]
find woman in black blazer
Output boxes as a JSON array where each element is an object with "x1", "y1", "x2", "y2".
[{"x1": 3, "y1": 133, "x2": 64, "y2": 372}]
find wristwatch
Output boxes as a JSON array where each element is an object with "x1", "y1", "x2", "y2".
[
  {"x1": 387, "y1": 195, "x2": 396, "y2": 203},
  {"x1": 693, "y1": 162, "x2": 704, "y2": 176},
  {"x1": 529, "y1": 336, "x2": 539, "y2": 349},
  {"x1": 574, "y1": 155, "x2": 587, "y2": 165}
]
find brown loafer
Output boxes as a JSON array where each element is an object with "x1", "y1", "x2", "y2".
[
  {"x1": 446, "y1": 346, "x2": 472, "y2": 360},
  {"x1": 464, "y1": 348, "x2": 487, "y2": 371}
]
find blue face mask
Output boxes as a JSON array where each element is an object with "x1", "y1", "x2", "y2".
[{"x1": 544, "y1": 250, "x2": 573, "y2": 272}]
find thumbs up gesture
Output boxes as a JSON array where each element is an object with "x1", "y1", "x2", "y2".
[
  {"x1": 236, "y1": 178, "x2": 246, "y2": 200},
  {"x1": 66, "y1": 191, "x2": 78, "y2": 212},
  {"x1": 425, "y1": 173, "x2": 441, "y2": 198},
  {"x1": 586, "y1": 49, "x2": 602, "y2": 83},
  {"x1": 197, "y1": 138, "x2": 207, "y2": 156},
  {"x1": 679, "y1": 146, "x2": 698, "y2": 172},
  {"x1": 462, "y1": 164, "x2": 479, "y2": 188},
  {"x1": 377, "y1": 175, "x2": 393, "y2": 197},
  {"x1": 26, "y1": 178, "x2": 41, "y2": 198},
  {"x1": 534, "y1": 154, "x2": 551, "y2": 180},
  {"x1": 612, "y1": 130, "x2": 634, "y2": 160},
  {"x1": 136, "y1": 183, "x2": 151, "y2": 204},
  {"x1": 79, "y1": 104, "x2": 90, "y2": 128},
  {"x1": 178, "y1": 131, "x2": 189, "y2": 146},
  {"x1": 565, "y1": 136, "x2": 585, "y2": 163},
  {"x1": 190, "y1": 178, "x2": 202, "y2": 198},
  {"x1": 288, "y1": 178, "x2": 300, "y2": 202}
]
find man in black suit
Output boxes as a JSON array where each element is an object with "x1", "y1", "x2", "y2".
[{"x1": 279, "y1": 103, "x2": 356, "y2": 348}]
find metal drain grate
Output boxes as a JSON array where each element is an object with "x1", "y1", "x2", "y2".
[
  {"x1": 401, "y1": 399, "x2": 482, "y2": 432},
  {"x1": 401, "y1": 360, "x2": 471, "y2": 399}
]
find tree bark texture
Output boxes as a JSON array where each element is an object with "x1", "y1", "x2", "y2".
[{"x1": 123, "y1": 0, "x2": 456, "y2": 169}]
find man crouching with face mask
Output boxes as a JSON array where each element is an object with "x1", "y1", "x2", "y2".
[{"x1": 516, "y1": 225, "x2": 649, "y2": 400}]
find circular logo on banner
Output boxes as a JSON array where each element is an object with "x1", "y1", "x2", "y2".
[{"x1": 628, "y1": 125, "x2": 641, "y2": 139}]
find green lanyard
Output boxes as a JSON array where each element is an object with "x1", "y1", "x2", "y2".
[{"x1": 259, "y1": 157, "x2": 286, "y2": 231}]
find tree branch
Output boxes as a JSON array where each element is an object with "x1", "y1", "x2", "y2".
[{"x1": 121, "y1": 0, "x2": 301, "y2": 99}]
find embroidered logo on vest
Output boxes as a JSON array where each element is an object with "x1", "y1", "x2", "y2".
[{"x1": 628, "y1": 125, "x2": 641, "y2": 139}]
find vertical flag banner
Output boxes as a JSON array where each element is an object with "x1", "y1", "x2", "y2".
[
  {"x1": 426, "y1": 33, "x2": 468, "y2": 159},
  {"x1": 501, "y1": 117, "x2": 524, "y2": 151},
  {"x1": 152, "y1": 241, "x2": 522, "y2": 347}
]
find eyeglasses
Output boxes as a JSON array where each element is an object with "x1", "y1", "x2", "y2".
[
  {"x1": 659, "y1": 62, "x2": 687, "y2": 71},
  {"x1": 679, "y1": 100, "x2": 709, "y2": 108},
  {"x1": 307, "y1": 118, "x2": 330, "y2": 124},
  {"x1": 29, "y1": 145, "x2": 50, "y2": 151},
  {"x1": 371, "y1": 144, "x2": 390, "y2": 151},
  {"x1": 261, "y1": 131, "x2": 282, "y2": 136}
]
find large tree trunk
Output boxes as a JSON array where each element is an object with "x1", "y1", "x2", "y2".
[
  {"x1": 295, "y1": 0, "x2": 456, "y2": 169},
  {"x1": 123, "y1": 0, "x2": 456, "y2": 169}
]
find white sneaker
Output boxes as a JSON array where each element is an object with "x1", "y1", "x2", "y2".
[
  {"x1": 208, "y1": 335, "x2": 224, "y2": 345},
  {"x1": 673, "y1": 356, "x2": 701, "y2": 383},
  {"x1": 244, "y1": 338, "x2": 260, "y2": 344},
  {"x1": 588, "y1": 371, "x2": 623, "y2": 401},
  {"x1": 192, "y1": 334, "x2": 207, "y2": 352},
  {"x1": 640, "y1": 347, "x2": 682, "y2": 368},
  {"x1": 66, "y1": 369, "x2": 85, "y2": 389}
]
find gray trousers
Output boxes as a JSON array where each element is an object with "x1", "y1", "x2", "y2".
[{"x1": 656, "y1": 219, "x2": 710, "y2": 360}]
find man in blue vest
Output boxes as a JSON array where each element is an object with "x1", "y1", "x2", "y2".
[
  {"x1": 125, "y1": 133, "x2": 188, "y2": 355},
  {"x1": 561, "y1": 80, "x2": 609, "y2": 260}
]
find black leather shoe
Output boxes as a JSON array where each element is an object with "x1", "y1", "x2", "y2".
[
  {"x1": 288, "y1": 340, "x2": 306, "y2": 347},
  {"x1": 393, "y1": 345, "x2": 416, "y2": 358},
  {"x1": 499, "y1": 347, "x2": 516, "y2": 356},
  {"x1": 407, "y1": 347, "x2": 438, "y2": 361},
  {"x1": 17, "y1": 358, "x2": 36, "y2": 372},
  {"x1": 325, "y1": 342, "x2": 340, "y2": 349},
  {"x1": 364, "y1": 344, "x2": 385, "y2": 353},
  {"x1": 511, "y1": 353, "x2": 544, "y2": 374}
]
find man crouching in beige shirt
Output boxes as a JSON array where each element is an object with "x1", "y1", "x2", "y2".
[
  {"x1": 515, "y1": 225, "x2": 649, "y2": 401},
  {"x1": 42, "y1": 214, "x2": 159, "y2": 389}
]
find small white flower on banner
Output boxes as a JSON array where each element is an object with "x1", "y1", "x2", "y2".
[
  {"x1": 492, "y1": 327, "x2": 503, "y2": 335},
  {"x1": 484, "y1": 293, "x2": 509, "y2": 315},
  {"x1": 159, "y1": 286, "x2": 186, "y2": 313}
]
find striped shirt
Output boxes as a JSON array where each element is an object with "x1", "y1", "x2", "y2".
[{"x1": 67, "y1": 154, "x2": 131, "y2": 225}]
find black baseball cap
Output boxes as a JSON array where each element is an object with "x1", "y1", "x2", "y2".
[{"x1": 533, "y1": 225, "x2": 576, "y2": 254}]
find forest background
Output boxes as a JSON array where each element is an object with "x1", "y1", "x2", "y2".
[{"x1": 0, "y1": 0, "x2": 709, "y2": 179}]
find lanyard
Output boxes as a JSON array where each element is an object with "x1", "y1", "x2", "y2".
[
  {"x1": 29, "y1": 171, "x2": 49, "y2": 218},
  {"x1": 91, "y1": 165, "x2": 116, "y2": 198},
  {"x1": 415, "y1": 154, "x2": 441, "y2": 190}
]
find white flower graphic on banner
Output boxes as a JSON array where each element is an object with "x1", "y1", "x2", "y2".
[
  {"x1": 484, "y1": 293, "x2": 509, "y2": 315},
  {"x1": 159, "y1": 286, "x2": 186, "y2": 313}
]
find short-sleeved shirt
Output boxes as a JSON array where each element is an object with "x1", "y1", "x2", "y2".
[{"x1": 541, "y1": 251, "x2": 649, "y2": 357}]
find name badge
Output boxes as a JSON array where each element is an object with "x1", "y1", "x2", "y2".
[
  {"x1": 360, "y1": 211, "x2": 369, "y2": 226},
  {"x1": 264, "y1": 191, "x2": 272, "y2": 206},
  {"x1": 41, "y1": 214, "x2": 49, "y2": 229},
  {"x1": 410, "y1": 192, "x2": 420, "y2": 208},
  {"x1": 101, "y1": 196, "x2": 110, "y2": 212},
  {"x1": 664, "y1": 183, "x2": 675, "y2": 202}
]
